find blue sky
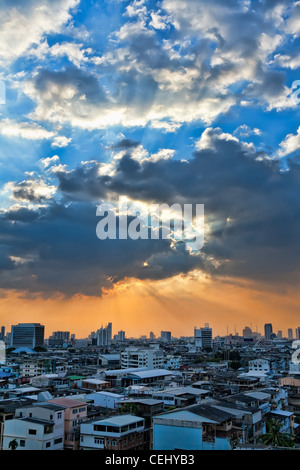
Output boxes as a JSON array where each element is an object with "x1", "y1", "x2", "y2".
[{"x1": 0, "y1": 0, "x2": 300, "y2": 318}]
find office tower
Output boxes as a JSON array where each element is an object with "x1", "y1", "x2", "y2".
[
  {"x1": 161, "y1": 331, "x2": 172, "y2": 343},
  {"x1": 296, "y1": 327, "x2": 300, "y2": 340},
  {"x1": 118, "y1": 330, "x2": 125, "y2": 342},
  {"x1": 107, "y1": 323, "x2": 112, "y2": 343},
  {"x1": 243, "y1": 326, "x2": 252, "y2": 338},
  {"x1": 0, "y1": 326, "x2": 5, "y2": 341},
  {"x1": 11, "y1": 323, "x2": 44, "y2": 349},
  {"x1": 288, "y1": 329, "x2": 293, "y2": 340},
  {"x1": 264, "y1": 323, "x2": 273, "y2": 341},
  {"x1": 277, "y1": 330, "x2": 282, "y2": 339},
  {"x1": 96, "y1": 323, "x2": 112, "y2": 347},
  {"x1": 194, "y1": 323, "x2": 213, "y2": 350},
  {"x1": 48, "y1": 331, "x2": 70, "y2": 347},
  {"x1": 150, "y1": 331, "x2": 156, "y2": 340}
]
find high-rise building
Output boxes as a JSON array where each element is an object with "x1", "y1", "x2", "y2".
[
  {"x1": 117, "y1": 330, "x2": 126, "y2": 342},
  {"x1": 277, "y1": 330, "x2": 283, "y2": 339},
  {"x1": 48, "y1": 331, "x2": 70, "y2": 347},
  {"x1": 194, "y1": 324, "x2": 213, "y2": 350},
  {"x1": 264, "y1": 323, "x2": 273, "y2": 341},
  {"x1": 243, "y1": 326, "x2": 252, "y2": 338},
  {"x1": 96, "y1": 323, "x2": 112, "y2": 347},
  {"x1": 150, "y1": 331, "x2": 156, "y2": 340},
  {"x1": 288, "y1": 328, "x2": 293, "y2": 340},
  {"x1": 296, "y1": 327, "x2": 300, "y2": 340},
  {"x1": 11, "y1": 323, "x2": 44, "y2": 349},
  {"x1": 161, "y1": 331, "x2": 172, "y2": 343},
  {"x1": 0, "y1": 326, "x2": 5, "y2": 341}
]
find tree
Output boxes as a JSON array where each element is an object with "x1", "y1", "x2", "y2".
[
  {"x1": 8, "y1": 439, "x2": 18, "y2": 451},
  {"x1": 33, "y1": 346, "x2": 47, "y2": 352},
  {"x1": 259, "y1": 418, "x2": 295, "y2": 448},
  {"x1": 228, "y1": 360, "x2": 242, "y2": 370}
]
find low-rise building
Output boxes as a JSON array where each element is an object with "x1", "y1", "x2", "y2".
[
  {"x1": 80, "y1": 415, "x2": 145, "y2": 450},
  {"x1": 153, "y1": 404, "x2": 236, "y2": 450},
  {"x1": 121, "y1": 347, "x2": 164, "y2": 369},
  {"x1": 49, "y1": 398, "x2": 88, "y2": 450}
]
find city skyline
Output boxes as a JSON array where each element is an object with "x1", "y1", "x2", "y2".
[
  {"x1": 2, "y1": 319, "x2": 300, "y2": 342},
  {"x1": 0, "y1": 0, "x2": 299, "y2": 339}
]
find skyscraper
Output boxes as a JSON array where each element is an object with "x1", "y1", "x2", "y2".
[
  {"x1": 288, "y1": 328, "x2": 293, "y2": 340},
  {"x1": 11, "y1": 323, "x2": 44, "y2": 349},
  {"x1": 194, "y1": 323, "x2": 213, "y2": 350},
  {"x1": 48, "y1": 331, "x2": 70, "y2": 347},
  {"x1": 118, "y1": 330, "x2": 125, "y2": 342},
  {"x1": 96, "y1": 323, "x2": 112, "y2": 347},
  {"x1": 0, "y1": 326, "x2": 5, "y2": 341},
  {"x1": 161, "y1": 331, "x2": 172, "y2": 343},
  {"x1": 243, "y1": 326, "x2": 252, "y2": 338},
  {"x1": 264, "y1": 323, "x2": 273, "y2": 341}
]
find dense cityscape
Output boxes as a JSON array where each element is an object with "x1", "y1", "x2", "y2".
[
  {"x1": 0, "y1": 321, "x2": 299, "y2": 450},
  {"x1": 1, "y1": 0, "x2": 300, "y2": 458}
]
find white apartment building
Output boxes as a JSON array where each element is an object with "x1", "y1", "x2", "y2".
[
  {"x1": 121, "y1": 347, "x2": 164, "y2": 369},
  {"x1": 2, "y1": 403, "x2": 65, "y2": 450},
  {"x1": 3, "y1": 403, "x2": 64, "y2": 450},
  {"x1": 248, "y1": 359, "x2": 271, "y2": 373}
]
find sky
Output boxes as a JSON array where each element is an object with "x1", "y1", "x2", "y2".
[{"x1": 0, "y1": 0, "x2": 300, "y2": 339}]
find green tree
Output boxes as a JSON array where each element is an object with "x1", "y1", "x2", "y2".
[
  {"x1": 8, "y1": 439, "x2": 18, "y2": 451},
  {"x1": 33, "y1": 346, "x2": 47, "y2": 352},
  {"x1": 259, "y1": 418, "x2": 295, "y2": 448},
  {"x1": 228, "y1": 360, "x2": 242, "y2": 370}
]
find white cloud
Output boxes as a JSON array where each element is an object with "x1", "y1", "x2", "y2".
[
  {"x1": 39, "y1": 155, "x2": 60, "y2": 168},
  {"x1": 0, "y1": 0, "x2": 80, "y2": 65},
  {"x1": 278, "y1": 127, "x2": 300, "y2": 157},
  {"x1": 51, "y1": 136, "x2": 72, "y2": 148},
  {"x1": 0, "y1": 119, "x2": 55, "y2": 140},
  {"x1": 5, "y1": 178, "x2": 57, "y2": 202}
]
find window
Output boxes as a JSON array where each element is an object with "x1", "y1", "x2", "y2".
[
  {"x1": 94, "y1": 438, "x2": 104, "y2": 445},
  {"x1": 54, "y1": 438, "x2": 63, "y2": 445},
  {"x1": 57, "y1": 412, "x2": 62, "y2": 419},
  {"x1": 107, "y1": 425, "x2": 119, "y2": 433},
  {"x1": 46, "y1": 442, "x2": 51, "y2": 448},
  {"x1": 28, "y1": 429, "x2": 37, "y2": 435},
  {"x1": 72, "y1": 409, "x2": 78, "y2": 414},
  {"x1": 72, "y1": 420, "x2": 77, "y2": 426},
  {"x1": 129, "y1": 422, "x2": 137, "y2": 430},
  {"x1": 94, "y1": 424, "x2": 106, "y2": 432},
  {"x1": 19, "y1": 440, "x2": 25, "y2": 448},
  {"x1": 79, "y1": 407, "x2": 86, "y2": 412}
]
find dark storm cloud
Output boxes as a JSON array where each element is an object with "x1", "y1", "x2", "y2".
[
  {"x1": 0, "y1": 201, "x2": 174, "y2": 296},
  {"x1": 1, "y1": 137, "x2": 300, "y2": 298},
  {"x1": 111, "y1": 139, "x2": 140, "y2": 149},
  {"x1": 50, "y1": 130, "x2": 300, "y2": 289}
]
